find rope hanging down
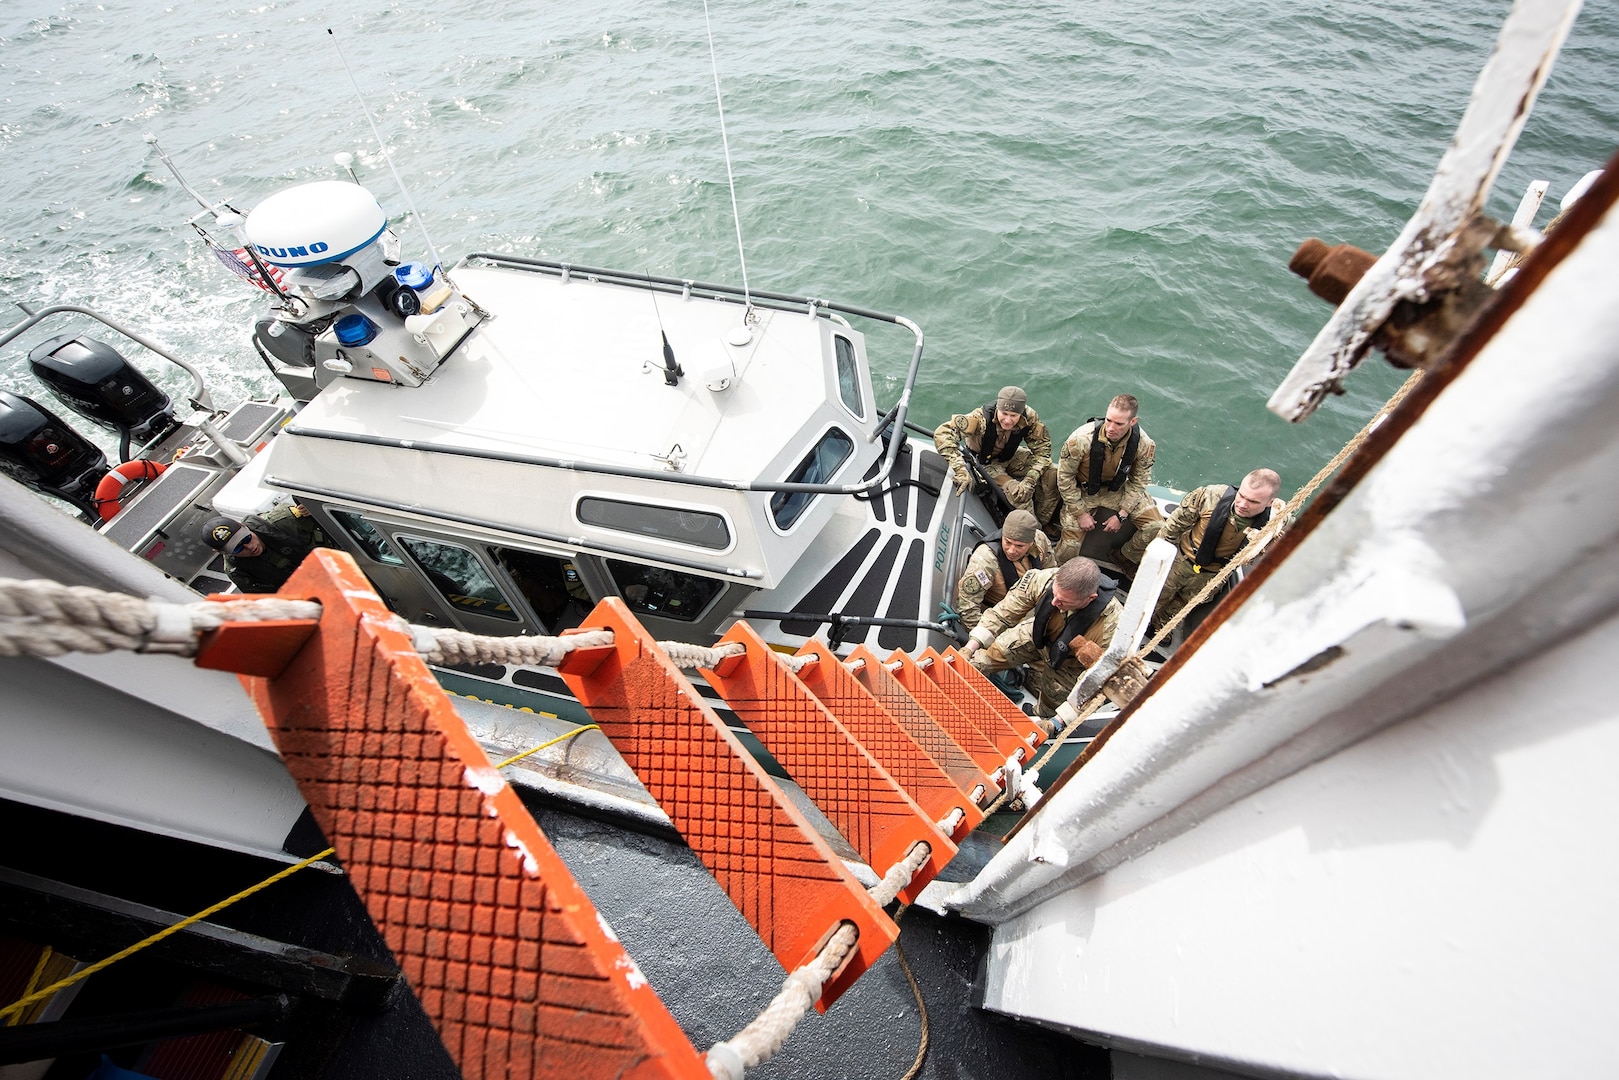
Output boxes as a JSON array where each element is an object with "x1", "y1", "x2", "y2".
[{"x1": 1036, "y1": 368, "x2": 1429, "y2": 774}]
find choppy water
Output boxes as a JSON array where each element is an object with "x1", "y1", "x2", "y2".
[{"x1": 2, "y1": 0, "x2": 1615, "y2": 492}]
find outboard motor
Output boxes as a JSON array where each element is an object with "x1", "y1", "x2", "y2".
[
  {"x1": 28, "y1": 335, "x2": 177, "y2": 454},
  {"x1": 0, "y1": 390, "x2": 108, "y2": 516}
]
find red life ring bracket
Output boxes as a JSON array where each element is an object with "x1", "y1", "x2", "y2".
[{"x1": 94, "y1": 460, "x2": 167, "y2": 522}]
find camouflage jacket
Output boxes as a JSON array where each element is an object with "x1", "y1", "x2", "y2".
[
  {"x1": 933, "y1": 404, "x2": 1052, "y2": 485},
  {"x1": 1056, "y1": 419, "x2": 1156, "y2": 516},
  {"x1": 968, "y1": 565, "x2": 1122, "y2": 657},
  {"x1": 954, "y1": 531, "x2": 1055, "y2": 630}
]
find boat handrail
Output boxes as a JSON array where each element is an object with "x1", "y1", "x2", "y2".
[
  {"x1": 460, "y1": 254, "x2": 925, "y2": 493},
  {"x1": 0, "y1": 302, "x2": 250, "y2": 466},
  {"x1": 281, "y1": 415, "x2": 914, "y2": 500},
  {"x1": 739, "y1": 609, "x2": 962, "y2": 648}
]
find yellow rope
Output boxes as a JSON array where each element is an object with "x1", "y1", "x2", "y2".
[
  {"x1": 0, "y1": 723, "x2": 604, "y2": 1023},
  {"x1": 4, "y1": 949, "x2": 53, "y2": 1027},
  {"x1": 0, "y1": 846, "x2": 336, "y2": 1024},
  {"x1": 493, "y1": 724, "x2": 599, "y2": 768}
]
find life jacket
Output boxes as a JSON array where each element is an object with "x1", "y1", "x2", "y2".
[
  {"x1": 976, "y1": 532, "x2": 1045, "y2": 593},
  {"x1": 1030, "y1": 577, "x2": 1117, "y2": 668},
  {"x1": 1191, "y1": 485, "x2": 1271, "y2": 572},
  {"x1": 1083, "y1": 419, "x2": 1144, "y2": 495},
  {"x1": 978, "y1": 403, "x2": 1027, "y2": 463}
]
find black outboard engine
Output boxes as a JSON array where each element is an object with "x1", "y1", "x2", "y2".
[
  {"x1": 0, "y1": 390, "x2": 109, "y2": 517},
  {"x1": 28, "y1": 335, "x2": 177, "y2": 456}
]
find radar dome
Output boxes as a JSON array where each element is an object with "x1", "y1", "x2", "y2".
[{"x1": 245, "y1": 181, "x2": 387, "y2": 268}]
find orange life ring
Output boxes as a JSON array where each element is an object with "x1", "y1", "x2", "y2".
[{"x1": 94, "y1": 460, "x2": 167, "y2": 521}]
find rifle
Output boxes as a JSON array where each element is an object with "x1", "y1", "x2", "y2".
[{"x1": 960, "y1": 446, "x2": 1015, "y2": 525}]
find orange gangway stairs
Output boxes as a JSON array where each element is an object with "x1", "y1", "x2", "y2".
[{"x1": 197, "y1": 550, "x2": 1024, "y2": 1079}]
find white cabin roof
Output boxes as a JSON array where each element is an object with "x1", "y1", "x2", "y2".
[{"x1": 290, "y1": 262, "x2": 835, "y2": 482}]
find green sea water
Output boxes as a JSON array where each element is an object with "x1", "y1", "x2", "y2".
[{"x1": 2, "y1": 0, "x2": 1615, "y2": 493}]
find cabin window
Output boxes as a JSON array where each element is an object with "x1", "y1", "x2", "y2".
[
  {"x1": 605, "y1": 560, "x2": 724, "y2": 622},
  {"x1": 329, "y1": 509, "x2": 404, "y2": 566},
  {"x1": 576, "y1": 497, "x2": 732, "y2": 551},
  {"x1": 492, "y1": 547, "x2": 592, "y2": 633},
  {"x1": 398, "y1": 536, "x2": 519, "y2": 622},
  {"x1": 770, "y1": 427, "x2": 854, "y2": 530},
  {"x1": 834, "y1": 336, "x2": 864, "y2": 419}
]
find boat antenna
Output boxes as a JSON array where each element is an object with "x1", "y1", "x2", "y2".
[
  {"x1": 646, "y1": 272, "x2": 683, "y2": 386},
  {"x1": 327, "y1": 28, "x2": 446, "y2": 276},
  {"x1": 701, "y1": 0, "x2": 755, "y2": 341}
]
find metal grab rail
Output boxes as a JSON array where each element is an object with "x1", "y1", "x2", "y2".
[
  {"x1": 0, "y1": 303, "x2": 250, "y2": 466},
  {"x1": 741, "y1": 609, "x2": 963, "y2": 649}
]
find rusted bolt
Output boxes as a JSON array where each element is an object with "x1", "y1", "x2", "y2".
[{"x1": 1290, "y1": 238, "x2": 1377, "y2": 306}]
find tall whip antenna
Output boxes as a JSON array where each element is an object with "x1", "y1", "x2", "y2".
[
  {"x1": 701, "y1": 0, "x2": 753, "y2": 321},
  {"x1": 327, "y1": 28, "x2": 447, "y2": 275}
]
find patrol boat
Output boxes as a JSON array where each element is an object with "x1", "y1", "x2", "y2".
[{"x1": 1, "y1": 165, "x2": 1043, "y2": 732}]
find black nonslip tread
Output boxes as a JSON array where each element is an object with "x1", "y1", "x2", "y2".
[{"x1": 779, "y1": 527, "x2": 882, "y2": 636}]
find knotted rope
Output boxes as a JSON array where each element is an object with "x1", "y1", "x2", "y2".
[{"x1": 0, "y1": 578, "x2": 320, "y2": 660}]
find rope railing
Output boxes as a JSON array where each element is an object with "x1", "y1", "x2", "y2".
[
  {"x1": 0, "y1": 578, "x2": 319, "y2": 660},
  {"x1": 1026, "y1": 367, "x2": 1430, "y2": 789},
  {"x1": 0, "y1": 581, "x2": 822, "y2": 680}
]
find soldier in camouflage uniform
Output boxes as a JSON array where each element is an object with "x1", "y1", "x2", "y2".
[
  {"x1": 204, "y1": 502, "x2": 330, "y2": 593},
  {"x1": 954, "y1": 509, "x2": 1055, "y2": 631},
  {"x1": 933, "y1": 386, "x2": 1059, "y2": 527},
  {"x1": 1054, "y1": 393, "x2": 1163, "y2": 567},
  {"x1": 1146, "y1": 468, "x2": 1284, "y2": 633},
  {"x1": 962, "y1": 556, "x2": 1122, "y2": 720}
]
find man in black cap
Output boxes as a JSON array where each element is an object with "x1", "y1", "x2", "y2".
[
  {"x1": 203, "y1": 502, "x2": 330, "y2": 593},
  {"x1": 932, "y1": 385, "x2": 1058, "y2": 527},
  {"x1": 954, "y1": 509, "x2": 1054, "y2": 632}
]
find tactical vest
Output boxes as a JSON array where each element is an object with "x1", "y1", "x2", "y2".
[
  {"x1": 1030, "y1": 578, "x2": 1117, "y2": 668},
  {"x1": 978, "y1": 404, "x2": 1027, "y2": 463},
  {"x1": 976, "y1": 532, "x2": 1045, "y2": 593},
  {"x1": 1083, "y1": 419, "x2": 1144, "y2": 495},
  {"x1": 1191, "y1": 485, "x2": 1271, "y2": 571}
]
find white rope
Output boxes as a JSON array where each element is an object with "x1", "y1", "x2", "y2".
[
  {"x1": 869, "y1": 842, "x2": 932, "y2": 909},
  {"x1": 659, "y1": 640, "x2": 745, "y2": 671},
  {"x1": 0, "y1": 578, "x2": 319, "y2": 659},
  {"x1": 414, "y1": 627, "x2": 614, "y2": 668},
  {"x1": 705, "y1": 923, "x2": 858, "y2": 1080}
]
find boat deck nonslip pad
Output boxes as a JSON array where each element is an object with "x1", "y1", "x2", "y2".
[
  {"x1": 878, "y1": 538, "x2": 927, "y2": 651},
  {"x1": 779, "y1": 528, "x2": 880, "y2": 637}
]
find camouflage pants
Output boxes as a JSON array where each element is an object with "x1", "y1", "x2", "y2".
[
  {"x1": 970, "y1": 621, "x2": 1084, "y2": 717},
  {"x1": 1149, "y1": 554, "x2": 1231, "y2": 633},
  {"x1": 1054, "y1": 501, "x2": 1164, "y2": 566},
  {"x1": 982, "y1": 448, "x2": 1060, "y2": 528}
]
